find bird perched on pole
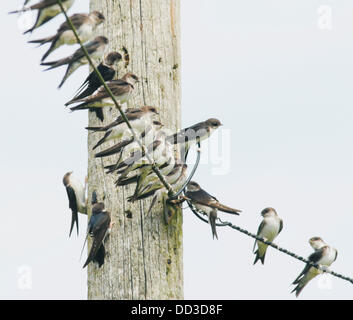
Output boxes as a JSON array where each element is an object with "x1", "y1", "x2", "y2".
[
  {"x1": 253, "y1": 207, "x2": 283, "y2": 265},
  {"x1": 113, "y1": 130, "x2": 174, "y2": 181},
  {"x1": 128, "y1": 162, "x2": 185, "y2": 202},
  {"x1": 117, "y1": 153, "x2": 175, "y2": 188},
  {"x1": 166, "y1": 118, "x2": 223, "y2": 160},
  {"x1": 67, "y1": 73, "x2": 139, "y2": 111},
  {"x1": 67, "y1": 52, "x2": 122, "y2": 121},
  {"x1": 41, "y1": 36, "x2": 109, "y2": 88},
  {"x1": 291, "y1": 237, "x2": 338, "y2": 297},
  {"x1": 62, "y1": 171, "x2": 87, "y2": 236},
  {"x1": 135, "y1": 164, "x2": 189, "y2": 219},
  {"x1": 83, "y1": 202, "x2": 111, "y2": 269},
  {"x1": 9, "y1": 0, "x2": 75, "y2": 35},
  {"x1": 86, "y1": 106, "x2": 160, "y2": 150},
  {"x1": 185, "y1": 181, "x2": 241, "y2": 239},
  {"x1": 29, "y1": 11, "x2": 106, "y2": 62},
  {"x1": 96, "y1": 120, "x2": 163, "y2": 159}
]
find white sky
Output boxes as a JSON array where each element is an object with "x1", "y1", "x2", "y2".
[{"x1": 1, "y1": 0, "x2": 353, "y2": 299}]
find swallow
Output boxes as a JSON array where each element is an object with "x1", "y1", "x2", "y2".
[
  {"x1": 136, "y1": 164, "x2": 189, "y2": 218},
  {"x1": 114, "y1": 130, "x2": 173, "y2": 181},
  {"x1": 86, "y1": 106, "x2": 159, "y2": 150},
  {"x1": 129, "y1": 163, "x2": 188, "y2": 202},
  {"x1": 185, "y1": 181, "x2": 241, "y2": 239},
  {"x1": 63, "y1": 172, "x2": 87, "y2": 237},
  {"x1": 9, "y1": 0, "x2": 75, "y2": 35},
  {"x1": 96, "y1": 120, "x2": 163, "y2": 159},
  {"x1": 128, "y1": 160, "x2": 187, "y2": 202},
  {"x1": 29, "y1": 11, "x2": 105, "y2": 62},
  {"x1": 65, "y1": 52, "x2": 122, "y2": 121},
  {"x1": 41, "y1": 36, "x2": 109, "y2": 88},
  {"x1": 291, "y1": 237, "x2": 338, "y2": 297},
  {"x1": 166, "y1": 118, "x2": 223, "y2": 159},
  {"x1": 117, "y1": 153, "x2": 175, "y2": 187},
  {"x1": 68, "y1": 73, "x2": 139, "y2": 112},
  {"x1": 83, "y1": 202, "x2": 111, "y2": 268},
  {"x1": 253, "y1": 207, "x2": 283, "y2": 265}
]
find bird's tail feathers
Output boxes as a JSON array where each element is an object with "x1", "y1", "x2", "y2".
[
  {"x1": 216, "y1": 203, "x2": 241, "y2": 215},
  {"x1": 69, "y1": 210, "x2": 79, "y2": 237},
  {"x1": 253, "y1": 250, "x2": 265, "y2": 265},
  {"x1": 9, "y1": 8, "x2": 30, "y2": 14},
  {"x1": 95, "y1": 140, "x2": 132, "y2": 158},
  {"x1": 28, "y1": 35, "x2": 55, "y2": 46},
  {"x1": 85, "y1": 126, "x2": 105, "y2": 132},
  {"x1": 70, "y1": 103, "x2": 91, "y2": 112}
]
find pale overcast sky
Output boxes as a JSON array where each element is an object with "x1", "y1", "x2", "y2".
[{"x1": 1, "y1": 0, "x2": 353, "y2": 299}]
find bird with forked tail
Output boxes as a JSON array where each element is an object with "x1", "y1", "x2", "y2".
[
  {"x1": 86, "y1": 106, "x2": 159, "y2": 150},
  {"x1": 253, "y1": 207, "x2": 283, "y2": 265},
  {"x1": 29, "y1": 11, "x2": 105, "y2": 62},
  {"x1": 9, "y1": 0, "x2": 75, "y2": 35},
  {"x1": 83, "y1": 202, "x2": 111, "y2": 269},
  {"x1": 66, "y1": 52, "x2": 122, "y2": 121},
  {"x1": 62, "y1": 171, "x2": 87, "y2": 237},
  {"x1": 291, "y1": 237, "x2": 338, "y2": 297},
  {"x1": 67, "y1": 73, "x2": 139, "y2": 111},
  {"x1": 40, "y1": 36, "x2": 108, "y2": 88}
]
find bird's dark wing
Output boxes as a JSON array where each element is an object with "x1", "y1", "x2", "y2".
[
  {"x1": 147, "y1": 139, "x2": 162, "y2": 153},
  {"x1": 186, "y1": 188, "x2": 214, "y2": 206},
  {"x1": 253, "y1": 220, "x2": 266, "y2": 252},
  {"x1": 93, "y1": 130, "x2": 113, "y2": 150},
  {"x1": 70, "y1": 39, "x2": 101, "y2": 63},
  {"x1": 57, "y1": 14, "x2": 87, "y2": 33},
  {"x1": 279, "y1": 219, "x2": 284, "y2": 235},
  {"x1": 83, "y1": 212, "x2": 110, "y2": 268},
  {"x1": 167, "y1": 122, "x2": 208, "y2": 145},
  {"x1": 109, "y1": 81, "x2": 133, "y2": 96},
  {"x1": 65, "y1": 185, "x2": 79, "y2": 237},
  {"x1": 74, "y1": 64, "x2": 116, "y2": 100},
  {"x1": 292, "y1": 248, "x2": 324, "y2": 284}
]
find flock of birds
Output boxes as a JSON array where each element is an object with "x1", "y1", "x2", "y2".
[{"x1": 10, "y1": 0, "x2": 339, "y2": 298}]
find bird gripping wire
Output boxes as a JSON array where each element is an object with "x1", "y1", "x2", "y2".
[{"x1": 56, "y1": 0, "x2": 174, "y2": 196}]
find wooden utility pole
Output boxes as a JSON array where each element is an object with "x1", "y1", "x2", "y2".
[{"x1": 87, "y1": 0, "x2": 182, "y2": 299}]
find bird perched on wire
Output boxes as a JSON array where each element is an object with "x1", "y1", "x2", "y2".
[
  {"x1": 96, "y1": 120, "x2": 163, "y2": 159},
  {"x1": 128, "y1": 162, "x2": 186, "y2": 202},
  {"x1": 29, "y1": 11, "x2": 105, "y2": 62},
  {"x1": 9, "y1": 0, "x2": 75, "y2": 35},
  {"x1": 166, "y1": 118, "x2": 223, "y2": 160},
  {"x1": 67, "y1": 73, "x2": 139, "y2": 112},
  {"x1": 41, "y1": 36, "x2": 109, "y2": 88},
  {"x1": 253, "y1": 207, "x2": 283, "y2": 265},
  {"x1": 140, "y1": 164, "x2": 189, "y2": 219},
  {"x1": 185, "y1": 181, "x2": 241, "y2": 239},
  {"x1": 86, "y1": 106, "x2": 160, "y2": 150},
  {"x1": 83, "y1": 201, "x2": 111, "y2": 269},
  {"x1": 62, "y1": 172, "x2": 87, "y2": 237},
  {"x1": 291, "y1": 237, "x2": 338, "y2": 297},
  {"x1": 66, "y1": 52, "x2": 122, "y2": 121},
  {"x1": 113, "y1": 130, "x2": 174, "y2": 181},
  {"x1": 116, "y1": 152, "x2": 175, "y2": 188}
]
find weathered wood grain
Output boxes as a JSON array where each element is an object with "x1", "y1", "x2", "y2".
[{"x1": 87, "y1": 0, "x2": 182, "y2": 300}]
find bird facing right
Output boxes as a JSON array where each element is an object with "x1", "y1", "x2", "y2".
[{"x1": 185, "y1": 181, "x2": 241, "y2": 240}]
